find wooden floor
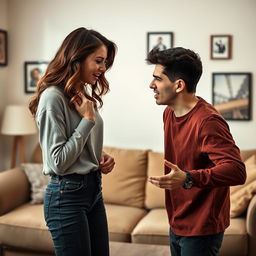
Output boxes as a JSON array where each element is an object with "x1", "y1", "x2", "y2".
[
  {"x1": 110, "y1": 242, "x2": 170, "y2": 256},
  {"x1": 1, "y1": 242, "x2": 170, "y2": 256}
]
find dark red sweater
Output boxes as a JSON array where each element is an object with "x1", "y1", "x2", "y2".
[{"x1": 163, "y1": 97, "x2": 246, "y2": 236}]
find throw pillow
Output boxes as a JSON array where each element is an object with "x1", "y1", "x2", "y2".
[
  {"x1": 230, "y1": 154, "x2": 256, "y2": 195},
  {"x1": 21, "y1": 163, "x2": 50, "y2": 204},
  {"x1": 230, "y1": 154, "x2": 256, "y2": 217}
]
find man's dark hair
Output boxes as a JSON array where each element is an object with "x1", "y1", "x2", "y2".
[{"x1": 147, "y1": 47, "x2": 203, "y2": 93}]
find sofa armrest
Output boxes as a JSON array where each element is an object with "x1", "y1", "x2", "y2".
[
  {"x1": 0, "y1": 167, "x2": 30, "y2": 216},
  {"x1": 246, "y1": 194, "x2": 256, "y2": 256}
]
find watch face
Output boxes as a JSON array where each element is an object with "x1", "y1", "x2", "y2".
[
  {"x1": 185, "y1": 181, "x2": 193, "y2": 189},
  {"x1": 183, "y1": 171, "x2": 193, "y2": 189}
]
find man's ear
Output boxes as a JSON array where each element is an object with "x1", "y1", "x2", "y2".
[{"x1": 175, "y1": 79, "x2": 186, "y2": 93}]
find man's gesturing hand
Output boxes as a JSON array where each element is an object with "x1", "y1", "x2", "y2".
[{"x1": 148, "y1": 160, "x2": 186, "y2": 190}]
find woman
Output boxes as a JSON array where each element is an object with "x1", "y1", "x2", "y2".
[{"x1": 29, "y1": 27, "x2": 117, "y2": 256}]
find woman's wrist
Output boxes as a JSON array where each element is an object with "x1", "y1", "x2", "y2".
[{"x1": 83, "y1": 115, "x2": 95, "y2": 122}]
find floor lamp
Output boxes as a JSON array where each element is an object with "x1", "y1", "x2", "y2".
[{"x1": 1, "y1": 105, "x2": 37, "y2": 168}]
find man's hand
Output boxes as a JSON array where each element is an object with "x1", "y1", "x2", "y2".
[
  {"x1": 99, "y1": 152, "x2": 115, "y2": 174},
  {"x1": 148, "y1": 160, "x2": 186, "y2": 190}
]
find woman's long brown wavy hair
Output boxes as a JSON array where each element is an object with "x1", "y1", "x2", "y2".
[{"x1": 29, "y1": 27, "x2": 117, "y2": 116}]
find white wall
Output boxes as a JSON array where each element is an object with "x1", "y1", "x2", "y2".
[
  {"x1": 0, "y1": 0, "x2": 255, "y2": 170},
  {"x1": 0, "y1": 0, "x2": 8, "y2": 170}
]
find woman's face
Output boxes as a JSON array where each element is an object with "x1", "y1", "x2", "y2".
[{"x1": 80, "y1": 45, "x2": 108, "y2": 85}]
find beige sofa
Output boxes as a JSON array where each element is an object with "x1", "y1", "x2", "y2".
[{"x1": 0, "y1": 145, "x2": 256, "y2": 256}]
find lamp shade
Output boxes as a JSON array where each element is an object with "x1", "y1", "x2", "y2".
[{"x1": 1, "y1": 105, "x2": 37, "y2": 135}]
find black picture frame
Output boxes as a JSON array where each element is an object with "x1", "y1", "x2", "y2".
[
  {"x1": 24, "y1": 61, "x2": 48, "y2": 94},
  {"x1": 147, "y1": 32, "x2": 174, "y2": 56},
  {"x1": 210, "y1": 35, "x2": 232, "y2": 60},
  {"x1": 0, "y1": 29, "x2": 7, "y2": 66},
  {"x1": 212, "y1": 72, "x2": 252, "y2": 120}
]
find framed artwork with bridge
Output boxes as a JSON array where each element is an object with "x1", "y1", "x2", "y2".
[{"x1": 212, "y1": 72, "x2": 252, "y2": 121}]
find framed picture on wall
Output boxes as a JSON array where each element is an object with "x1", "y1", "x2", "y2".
[
  {"x1": 24, "y1": 61, "x2": 48, "y2": 94},
  {"x1": 212, "y1": 72, "x2": 252, "y2": 121},
  {"x1": 210, "y1": 35, "x2": 232, "y2": 60},
  {"x1": 147, "y1": 32, "x2": 174, "y2": 55},
  {"x1": 0, "y1": 29, "x2": 7, "y2": 66}
]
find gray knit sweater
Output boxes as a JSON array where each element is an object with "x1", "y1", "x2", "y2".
[{"x1": 35, "y1": 86, "x2": 103, "y2": 176}]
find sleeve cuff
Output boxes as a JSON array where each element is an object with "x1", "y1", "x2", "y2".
[{"x1": 76, "y1": 117, "x2": 95, "y2": 138}]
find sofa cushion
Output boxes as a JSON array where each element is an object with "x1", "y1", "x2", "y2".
[
  {"x1": 219, "y1": 218, "x2": 248, "y2": 256},
  {"x1": 230, "y1": 154, "x2": 256, "y2": 217},
  {"x1": 0, "y1": 203, "x2": 53, "y2": 253},
  {"x1": 132, "y1": 208, "x2": 248, "y2": 256},
  {"x1": 131, "y1": 208, "x2": 169, "y2": 245},
  {"x1": 102, "y1": 146, "x2": 149, "y2": 208},
  {"x1": 145, "y1": 151, "x2": 165, "y2": 209},
  {"x1": 230, "y1": 154, "x2": 256, "y2": 194},
  {"x1": 21, "y1": 163, "x2": 50, "y2": 204},
  {"x1": 105, "y1": 203, "x2": 147, "y2": 242},
  {"x1": 240, "y1": 149, "x2": 256, "y2": 162}
]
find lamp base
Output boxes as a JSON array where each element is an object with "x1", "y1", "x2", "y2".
[{"x1": 11, "y1": 136, "x2": 27, "y2": 168}]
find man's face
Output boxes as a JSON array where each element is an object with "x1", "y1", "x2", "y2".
[
  {"x1": 32, "y1": 69, "x2": 40, "y2": 80},
  {"x1": 149, "y1": 64, "x2": 178, "y2": 106},
  {"x1": 158, "y1": 37, "x2": 163, "y2": 44}
]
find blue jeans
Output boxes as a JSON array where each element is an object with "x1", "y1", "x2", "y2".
[
  {"x1": 44, "y1": 171, "x2": 109, "y2": 256},
  {"x1": 170, "y1": 229, "x2": 224, "y2": 256}
]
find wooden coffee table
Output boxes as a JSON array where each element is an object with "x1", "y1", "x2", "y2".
[{"x1": 110, "y1": 241, "x2": 170, "y2": 256}]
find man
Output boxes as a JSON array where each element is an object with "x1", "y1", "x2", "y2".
[
  {"x1": 29, "y1": 67, "x2": 41, "y2": 88},
  {"x1": 147, "y1": 47, "x2": 246, "y2": 256},
  {"x1": 215, "y1": 39, "x2": 226, "y2": 53},
  {"x1": 153, "y1": 36, "x2": 167, "y2": 51}
]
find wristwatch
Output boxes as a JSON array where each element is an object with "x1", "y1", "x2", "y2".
[{"x1": 183, "y1": 171, "x2": 193, "y2": 189}]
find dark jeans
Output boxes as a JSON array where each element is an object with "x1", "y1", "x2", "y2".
[
  {"x1": 44, "y1": 171, "x2": 109, "y2": 256},
  {"x1": 170, "y1": 229, "x2": 224, "y2": 256}
]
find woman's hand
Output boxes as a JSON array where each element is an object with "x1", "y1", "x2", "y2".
[
  {"x1": 100, "y1": 152, "x2": 115, "y2": 174},
  {"x1": 74, "y1": 92, "x2": 95, "y2": 121}
]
